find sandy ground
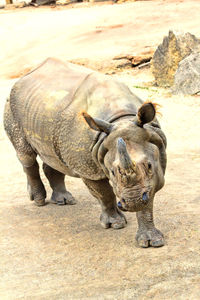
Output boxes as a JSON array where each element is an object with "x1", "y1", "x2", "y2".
[{"x1": 0, "y1": 1, "x2": 200, "y2": 299}]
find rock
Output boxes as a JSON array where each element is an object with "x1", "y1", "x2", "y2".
[
  {"x1": 112, "y1": 58, "x2": 132, "y2": 69},
  {"x1": 30, "y1": 0, "x2": 55, "y2": 5},
  {"x1": 70, "y1": 57, "x2": 132, "y2": 74},
  {"x1": 173, "y1": 52, "x2": 200, "y2": 95},
  {"x1": 87, "y1": 0, "x2": 109, "y2": 2},
  {"x1": 12, "y1": 0, "x2": 31, "y2": 6},
  {"x1": 131, "y1": 54, "x2": 152, "y2": 66},
  {"x1": 151, "y1": 30, "x2": 200, "y2": 87},
  {"x1": 14, "y1": 1, "x2": 27, "y2": 7},
  {"x1": 113, "y1": 48, "x2": 154, "y2": 67},
  {"x1": 56, "y1": 0, "x2": 76, "y2": 4},
  {"x1": 70, "y1": 48, "x2": 153, "y2": 74}
]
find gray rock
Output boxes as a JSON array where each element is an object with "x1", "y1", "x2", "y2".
[
  {"x1": 151, "y1": 30, "x2": 200, "y2": 87},
  {"x1": 173, "y1": 52, "x2": 200, "y2": 95},
  {"x1": 31, "y1": 0, "x2": 55, "y2": 5}
]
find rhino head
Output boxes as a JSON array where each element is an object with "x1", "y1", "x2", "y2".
[{"x1": 82, "y1": 102, "x2": 166, "y2": 212}]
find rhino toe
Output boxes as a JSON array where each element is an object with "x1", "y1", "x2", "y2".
[
  {"x1": 34, "y1": 198, "x2": 46, "y2": 206},
  {"x1": 51, "y1": 191, "x2": 76, "y2": 205},
  {"x1": 136, "y1": 228, "x2": 164, "y2": 248},
  {"x1": 100, "y1": 209, "x2": 127, "y2": 229}
]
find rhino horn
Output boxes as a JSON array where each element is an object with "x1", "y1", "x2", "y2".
[
  {"x1": 82, "y1": 111, "x2": 113, "y2": 134},
  {"x1": 136, "y1": 102, "x2": 156, "y2": 127},
  {"x1": 117, "y1": 138, "x2": 135, "y2": 171}
]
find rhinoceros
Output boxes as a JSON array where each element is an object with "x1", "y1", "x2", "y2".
[{"x1": 4, "y1": 58, "x2": 167, "y2": 247}]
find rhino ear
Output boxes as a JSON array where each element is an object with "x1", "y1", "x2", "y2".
[
  {"x1": 82, "y1": 111, "x2": 113, "y2": 134},
  {"x1": 136, "y1": 102, "x2": 156, "y2": 127}
]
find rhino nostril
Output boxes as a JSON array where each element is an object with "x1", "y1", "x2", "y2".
[
  {"x1": 142, "y1": 192, "x2": 148, "y2": 203},
  {"x1": 117, "y1": 201, "x2": 122, "y2": 208}
]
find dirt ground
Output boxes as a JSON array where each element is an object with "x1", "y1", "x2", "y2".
[{"x1": 0, "y1": 1, "x2": 200, "y2": 299}]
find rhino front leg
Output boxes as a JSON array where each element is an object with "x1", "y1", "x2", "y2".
[
  {"x1": 43, "y1": 163, "x2": 76, "y2": 205},
  {"x1": 24, "y1": 160, "x2": 46, "y2": 206},
  {"x1": 136, "y1": 202, "x2": 164, "y2": 248},
  {"x1": 82, "y1": 178, "x2": 127, "y2": 229}
]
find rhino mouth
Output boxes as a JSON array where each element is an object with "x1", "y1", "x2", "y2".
[
  {"x1": 117, "y1": 191, "x2": 149, "y2": 212},
  {"x1": 117, "y1": 199, "x2": 128, "y2": 211}
]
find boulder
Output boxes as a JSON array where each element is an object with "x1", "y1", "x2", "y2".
[
  {"x1": 151, "y1": 30, "x2": 200, "y2": 87},
  {"x1": 173, "y1": 52, "x2": 200, "y2": 95},
  {"x1": 30, "y1": 0, "x2": 55, "y2": 5},
  {"x1": 56, "y1": 0, "x2": 78, "y2": 4},
  {"x1": 12, "y1": 0, "x2": 31, "y2": 5}
]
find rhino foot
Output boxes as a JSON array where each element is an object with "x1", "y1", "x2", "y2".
[
  {"x1": 27, "y1": 183, "x2": 46, "y2": 206},
  {"x1": 100, "y1": 208, "x2": 127, "y2": 229},
  {"x1": 50, "y1": 191, "x2": 76, "y2": 205},
  {"x1": 136, "y1": 228, "x2": 164, "y2": 248}
]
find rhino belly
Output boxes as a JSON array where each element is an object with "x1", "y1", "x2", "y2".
[{"x1": 29, "y1": 137, "x2": 80, "y2": 177}]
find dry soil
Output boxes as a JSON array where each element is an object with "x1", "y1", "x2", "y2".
[{"x1": 0, "y1": 1, "x2": 200, "y2": 299}]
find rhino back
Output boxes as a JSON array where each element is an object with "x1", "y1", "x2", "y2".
[
  {"x1": 9, "y1": 58, "x2": 90, "y2": 156},
  {"x1": 71, "y1": 72, "x2": 142, "y2": 122},
  {"x1": 10, "y1": 58, "x2": 92, "y2": 130}
]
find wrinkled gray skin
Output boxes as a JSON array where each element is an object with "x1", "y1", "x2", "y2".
[{"x1": 4, "y1": 58, "x2": 167, "y2": 248}]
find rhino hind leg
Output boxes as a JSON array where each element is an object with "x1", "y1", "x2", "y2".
[
  {"x1": 43, "y1": 163, "x2": 76, "y2": 205},
  {"x1": 136, "y1": 204, "x2": 164, "y2": 248},
  {"x1": 4, "y1": 101, "x2": 46, "y2": 206},
  {"x1": 24, "y1": 161, "x2": 47, "y2": 206},
  {"x1": 82, "y1": 178, "x2": 127, "y2": 229}
]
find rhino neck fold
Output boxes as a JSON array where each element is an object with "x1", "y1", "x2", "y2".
[{"x1": 91, "y1": 113, "x2": 136, "y2": 178}]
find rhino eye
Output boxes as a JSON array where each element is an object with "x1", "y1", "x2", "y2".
[
  {"x1": 148, "y1": 162, "x2": 152, "y2": 170},
  {"x1": 111, "y1": 170, "x2": 115, "y2": 176}
]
